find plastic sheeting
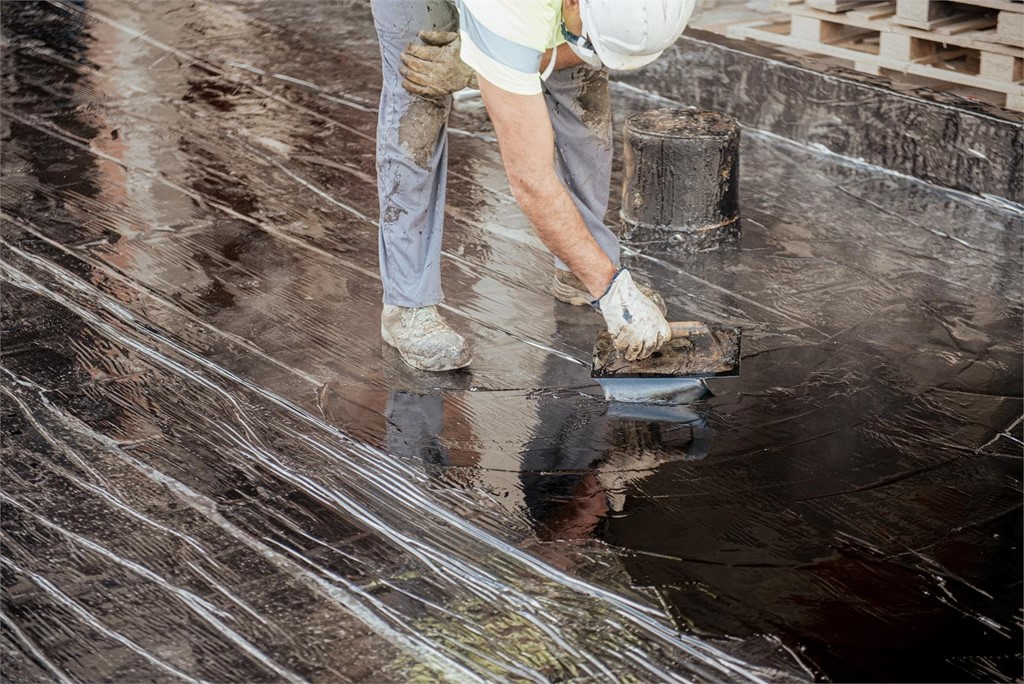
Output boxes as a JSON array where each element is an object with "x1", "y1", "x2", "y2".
[{"x1": 2, "y1": 1, "x2": 1021, "y2": 681}]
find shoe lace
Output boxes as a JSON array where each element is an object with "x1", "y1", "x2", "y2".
[{"x1": 404, "y1": 306, "x2": 447, "y2": 334}]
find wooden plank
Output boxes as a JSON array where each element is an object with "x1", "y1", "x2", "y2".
[
  {"x1": 880, "y1": 31, "x2": 940, "y2": 59},
  {"x1": 791, "y1": 14, "x2": 873, "y2": 41},
  {"x1": 847, "y1": 2, "x2": 898, "y2": 20},
  {"x1": 835, "y1": 34, "x2": 881, "y2": 52},
  {"x1": 914, "y1": 46, "x2": 972, "y2": 62},
  {"x1": 790, "y1": 14, "x2": 828, "y2": 39},
  {"x1": 895, "y1": 0, "x2": 956, "y2": 28},
  {"x1": 895, "y1": 14, "x2": 969, "y2": 30},
  {"x1": 892, "y1": 0, "x2": 1003, "y2": 31},
  {"x1": 932, "y1": 14, "x2": 999, "y2": 33},
  {"x1": 855, "y1": 60, "x2": 884, "y2": 72},
  {"x1": 953, "y1": 0, "x2": 1023, "y2": 13},
  {"x1": 996, "y1": 9, "x2": 1024, "y2": 42},
  {"x1": 967, "y1": 28, "x2": 1023, "y2": 48},
  {"x1": 980, "y1": 50, "x2": 1024, "y2": 78},
  {"x1": 806, "y1": 0, "x2": 870, "y2": 11}
]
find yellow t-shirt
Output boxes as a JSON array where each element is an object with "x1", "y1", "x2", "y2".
[{"x1": 458, "y1": 0, "x2": 564, "y2": 96}]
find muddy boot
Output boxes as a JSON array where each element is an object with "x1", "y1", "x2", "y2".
[
  {"x1": 552, "y1": 269, "x2": 667, "y2": 315},
  {"x1": 381, "y1": 304, "x2": 472, "y2": 371}
]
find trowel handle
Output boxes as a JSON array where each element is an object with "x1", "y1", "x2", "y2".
[{"x1": 668, "y1": 321, "x2": 712, "y2": 339}]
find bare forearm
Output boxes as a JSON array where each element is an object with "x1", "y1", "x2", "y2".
[
  {"x1": 514, "y1": 181, "x2": 616, "y2": 298},
  {"x1": 477, "y1": 75, "x2": 615, "y2": 298}
]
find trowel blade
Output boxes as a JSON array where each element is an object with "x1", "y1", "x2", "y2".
[
  {"x1": 596, "y1": 377, "x2": 708, "y2": 405},
  {"x1": 591, "y1": 323, "x2": 741, "y2": 381}
]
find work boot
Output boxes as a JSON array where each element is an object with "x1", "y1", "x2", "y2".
[
  {"x1": 381, "y1": 304, "x2": 472, "y2": 372},
  {"x1": 552, "y1": 268, "x2": 667, "y2": 315}
]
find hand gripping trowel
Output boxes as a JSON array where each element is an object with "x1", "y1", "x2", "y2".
[{"x1": 592, "y1": 321, "x2": 741, "y2": 404}]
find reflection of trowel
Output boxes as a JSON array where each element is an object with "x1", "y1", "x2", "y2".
[{"x1": 592, "y1": 321, "x2": 741, "y2": 404}]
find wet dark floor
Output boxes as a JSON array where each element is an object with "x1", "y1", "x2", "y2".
[{"x1": 2, "y1": 1, "x2": 1022, "y2": 682}]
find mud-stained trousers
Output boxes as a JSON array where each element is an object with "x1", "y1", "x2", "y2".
[{"x1": 371, "y1": 0, "x2": 619, "y2": 308}]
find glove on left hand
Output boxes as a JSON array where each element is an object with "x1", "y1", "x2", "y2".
[{"x1": 400, "y1": 31, "x2": 476, "y2": 102}]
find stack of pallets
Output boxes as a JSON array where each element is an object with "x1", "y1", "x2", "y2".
[{"x1": 728, "y1": 0, "x2": 1024, "y2": 111}]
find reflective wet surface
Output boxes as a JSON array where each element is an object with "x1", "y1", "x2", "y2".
[{"x1": 2, "y1": 1, "x2": 1021, "y2": 681}]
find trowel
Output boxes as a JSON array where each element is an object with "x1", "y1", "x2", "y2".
[{"x1": 592, "y1": 321, "x2": 741, "y2": 404}]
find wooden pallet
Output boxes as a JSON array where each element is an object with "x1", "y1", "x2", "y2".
[
  {"x1": 774, "y1": 1, "x2": 1023, "y2": 52},
  {"x1": 728, "y1": 0, "x2": 1024, "y2": 110},
  {"x1": 893, "y1": 0, "x2": 1022, "y2": 30}
]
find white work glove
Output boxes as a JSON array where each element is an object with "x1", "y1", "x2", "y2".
[
  {"x1": 400, "y1": 31, "x2": 476, "y2": 102},
  {"x1": 597, "y1": 269, "x2": 671, "y2": 361}
]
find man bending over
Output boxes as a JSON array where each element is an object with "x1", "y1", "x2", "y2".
[{"x1": 372, "y1": 0, "x2": 696, "y2": 371}]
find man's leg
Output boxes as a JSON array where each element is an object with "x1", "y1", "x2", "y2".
[
  {"x1": 372, "y1": 0, "x2": 471, "y2": 371},
  {"x1": 372, "y1": 0, "x2": 455, "y2": 307},
  {"x1": 542, "y1": 65, "x2": 666, "y2": 312},
  {"x1": 542, "y1": 64, "x2": 618, "y2": 273}
]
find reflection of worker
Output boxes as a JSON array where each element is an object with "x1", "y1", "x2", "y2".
[
  {"x1": 377, "y1": 387, "x2": 711, "y2": 544},
  {"x1": 372, "y1": 0, "x2": 697, "y2": 371},
  {"x1": 316, "y1": 370, "x2": 710, "y2": 548},
  {"x1": 522, "y1": 405, "x2": 711, "y2": 542}
]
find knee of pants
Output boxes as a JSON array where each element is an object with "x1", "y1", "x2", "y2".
[{"x1": 405, "y1": 97, "x2": 451, "y2": 166}]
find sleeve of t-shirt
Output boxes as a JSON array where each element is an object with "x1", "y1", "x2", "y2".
[{"x1": 457, "y1": 0, "x2": 556, "y2": 96}]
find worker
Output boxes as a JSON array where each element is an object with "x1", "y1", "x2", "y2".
[{"x1": 372, "y1": 0, "x2": 696, "y2": 371}]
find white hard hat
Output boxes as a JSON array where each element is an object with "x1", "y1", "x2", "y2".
[{"x1": 580, "y1": 0, "x2": 697, "y2": 71}]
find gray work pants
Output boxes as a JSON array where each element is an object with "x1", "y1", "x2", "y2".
[{"x1": 371, "y1": 0, "x2": 619, "y2": 308}]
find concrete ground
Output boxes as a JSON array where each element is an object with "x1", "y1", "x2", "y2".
[{"x1": 2, "y1": 1, "x2": 1021, "y2": 681}]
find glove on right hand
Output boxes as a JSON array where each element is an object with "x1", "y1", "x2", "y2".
[
  {"x1": 598, "y1": 269, "x2": 671, "y2": 362},
  {"x1": 400, "y1": 31, "x2": 476, "y2": 102}
]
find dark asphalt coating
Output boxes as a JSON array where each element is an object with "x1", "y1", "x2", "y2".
[{"x1": 2, "y1": 1, "x2": 1021, "y2": 681}]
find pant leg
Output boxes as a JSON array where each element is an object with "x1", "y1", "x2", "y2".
[
  {"x1": 371, "y1": 0, "x2": 457, "y2": 307},
  {"x1": 541, "y1": 63, "x2": 619, "y2": 271}
]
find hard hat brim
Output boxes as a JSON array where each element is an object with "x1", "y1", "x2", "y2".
[{"x1": 595, "y1": 48, "x2": 662, "y2": 72}]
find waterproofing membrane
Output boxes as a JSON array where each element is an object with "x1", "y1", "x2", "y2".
[{"x1": 1, "y1": 0, "x2": 1021, "y2": 681}]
